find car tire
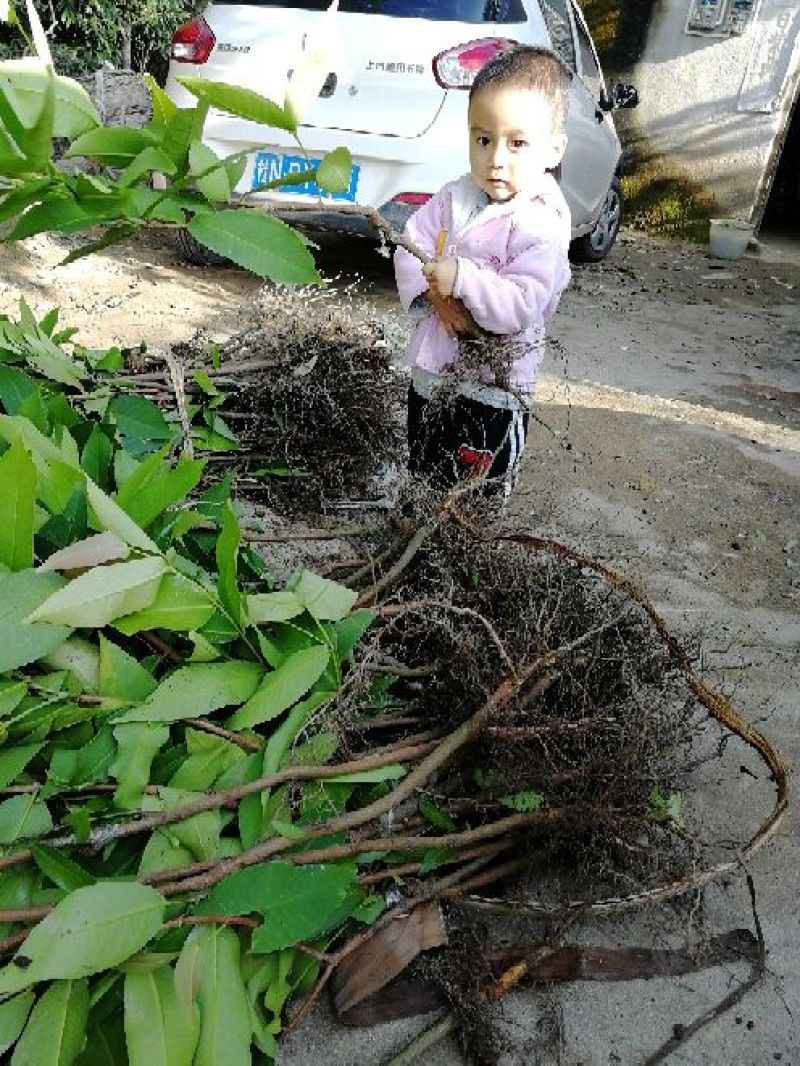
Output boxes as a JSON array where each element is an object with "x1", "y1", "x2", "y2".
[
  {"x1": 175, "y1": 228, "x2": 229, "y2": 267},
  {"x1": 570, "y1": 176, "x2": 623, "y2": 263}
]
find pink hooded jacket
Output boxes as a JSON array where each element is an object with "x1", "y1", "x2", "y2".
[{"x1": 394, "y1": 172, "x2": 571, "y2": 396}]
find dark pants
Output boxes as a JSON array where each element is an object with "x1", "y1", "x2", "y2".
[{"x1": 407, "y1": 385, "x2": 529, "y2": 495}]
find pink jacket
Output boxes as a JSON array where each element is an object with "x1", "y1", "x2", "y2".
[{"x1": 394, "y1": 173, "x2": 571, "y2": 394}]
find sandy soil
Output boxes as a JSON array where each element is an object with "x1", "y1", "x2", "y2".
[{"x1": 1, "y1": 225, "x2": 797, "y2": 1064}]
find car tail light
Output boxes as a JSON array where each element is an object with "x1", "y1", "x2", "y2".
[
  {"x1": 392, "y1": 193, "x2": 432, "y2": 206},
  {"x1": 432, "y1": 38, "x2": 518, "y2": 89},
  {"x1": 171, "y1": 16, "x2": 216, "y2": 64}
]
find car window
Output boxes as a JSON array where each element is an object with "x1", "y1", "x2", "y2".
[
  {"x1": 213, "y1": 0, "x2": 527, "y2": 20},
  {"x1": 539, "y1": 0, "x2": 576, "y2": 71},
  {"x1": 571, "y1": 3, "x2": 602, "y2": 99}
]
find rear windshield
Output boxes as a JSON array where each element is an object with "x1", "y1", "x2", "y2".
[{"x1": 213, "y1": 0, "x2": 526, "y2": 21}]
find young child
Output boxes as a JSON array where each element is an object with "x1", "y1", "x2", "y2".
[{"x1": 394, "y1": 46, "x2": 572, "y2": 497}]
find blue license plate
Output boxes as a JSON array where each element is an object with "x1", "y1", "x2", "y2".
[{"x1": 251, "y1": 151, "x2": 360, "y2": 201}]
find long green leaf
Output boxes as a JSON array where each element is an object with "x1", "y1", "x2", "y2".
[
  {"x1": 27, "y1": 556, "x2": 167, "y2": 628},
  {"x1": 0, "y1": 990, "x2": 34, "y2": 1055},
  {"x1": 175, "y1": 927, "x2": 251, "y2": 1066},
  {"x1": 11, "y1": 979, "x2": 89, "y2": 1066},
  {"x1": 0, "y1": 437, "x2": 36, "y2": 571},
  {"x1": 114, "y1": 660, "x2": 263, "y2": 724},
  {"x1": 216, "y1": 500, "x2": 242, "y2": 626},
  {"x1": 187, "y1": 211, "x2": 320, "y2": 284},
  {"x1": 124, "y1": 967, "x2": 198, "y2": 1066},
  {"x1": 229, "y1": 645, "x2": 330, "y2": 729},
  {"x1": 65, "y1": 126, "x2": 161, "y2": 167},
  {"x1": 85, "y1": 477, "x2": 159, "y2": 552},
  {"x1": 0, "y1": 883, "x2": 166, "y2": 997},
  {"x1": 177, "y1": 77, "x2": 294, "y2": 132},
  {"x1": 31, "y1": 843, "x2": 95, "y2": 891}
]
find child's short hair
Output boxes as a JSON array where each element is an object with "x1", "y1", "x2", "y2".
[{"x1": 469, "y1": 46, "x2": 572, "y2": 133}]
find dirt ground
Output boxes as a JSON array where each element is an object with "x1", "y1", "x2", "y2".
[{"x1": 1, "y1": 225, "x2": 797, "y2": 1064}]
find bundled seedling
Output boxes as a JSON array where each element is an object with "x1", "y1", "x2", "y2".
[{"x1": 0, "y1": 295, "x2": 785, "y2": 1066}]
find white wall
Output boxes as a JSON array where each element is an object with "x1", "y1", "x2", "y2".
[{"x1": 632, "y1": 0, "x2": 800, "y2": 223}]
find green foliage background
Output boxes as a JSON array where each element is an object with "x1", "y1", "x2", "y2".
[{"x1": 0, "y1": 1, "x2": 200, "y2": 76}]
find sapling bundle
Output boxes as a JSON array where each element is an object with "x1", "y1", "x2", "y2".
[{"x1": 0, "y1": 303, "x2": 785, "y2": 1065}]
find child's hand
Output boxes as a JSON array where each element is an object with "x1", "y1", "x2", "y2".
[
  {"x1": 423, "y1": 257, "x2": 458, "y2": 298},
  {"x1": 425, "y1": 289, "x2": 472, "y2": 337}
]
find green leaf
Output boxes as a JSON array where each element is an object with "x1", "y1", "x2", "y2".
[
  {"x1": 0, "y1": 571, "x2": 72, "y2": 669},
  {"x1": 498, "y1": 790, "x2": 545, "y2": 813},
  {"x1": 177, "y1": 77, "x2": 294, "y2": 132},
  {"x1": 317, "y1": 147, "x2": 353, "y2": 195},
  {"x1": 80, "y1": 426, "x2": 113, "y2": 490},
  {"x1": 419, "y1": 798, "x2": 457, "y2": 830},
  {"x1": 144, "y1": 74, "x2": 178, "y2": 131},
  {"x1": 247, "y1": 590, "x2": 304, "y2": 624},
  {"x1": 155, "y1": 791, "x2": 221, "y2": 861},
  {"x1": 85, "y1": 477, "x2": 159, "y2": 553},
  {"x1": 188, "y1": 141, "x2": 230, "y2": 202},
  {"x1": 112, "y1": 723, "x2": 169, "y2": 808},
  {"x1": 0, "y1": 366, "x2": 38, "y2": 415},
  {"x1": 31, "y1": 844, "x2": 95, "y2": 891},
  {"x1": 419, "y1": 847, "x2": 456, "y2": 876},
  {"x1": 0, "y1": 990, "x2": 34, "y2": 1055},
  {"x1": 294, "y1": 569, "x2": 358, "y2": 621},
  {"x1": 114, "y1": 661, "x2": 263, "y2": 724},
  {"x1": 26, "y1": 556, "x2": 167, "y2": 628},
  {"x1": 175, "y1": 927, "x2": 251, "y2": 1066},
  {"x1": 124, "y1": 966, "x2": 198, "y2": 1066},
  {"x1": 0, "y1": 437, "x2": 36, "y2": 571},
  {"x1": 334, "y1": 609, "x2": 375, "y2": 661},
  {"x1": 39, "y1": 532, "x2": 130, "y2": 574},
  {"x1": 11, "y1": 979, "x2": 89, "y2": 1066},
  {"x1": 65, "y1": 126, "x2": 161, "y2": 167},
  {"x1": 0, "y1": 883, "x2": 166, "y2": 996},
  {"x1": 197, "y1": 862, "x2": 358, "y2": 952},
  {"x1": 114, "y1": 572, "x2": 215, "y2": 634},
  {"x1": 118, "y1": 146, "x2": 177, "y2": 188},
  {"x1": 187, "y1": 211, "x2": 320, "y2": 284},
  {"x1": 137, "y1": 829, "x2": 193, "y2": 878},
  {"x1": 168, "y1": 729, "x2": 245, "y2": 791},
  {"x1": 216, "y1": 500, "x2": 242, "y2": 625},
  {"x1": 0, "y1": 61, "x2": 100, "y2": 137},
  {"x1": 229, "y1": 645, "x2": 330, "y2": 729},
  {"x1": 108, "y1": 396, "x2": 174, "y2": 448},
  {"x1": 0, "y1": 744, "x2": 42, "y2": 788},
  {"x1": 0, "y1": 793, "x2": 52, "y2": 844},
  {"x1": 98, "y1": 635, "x2": 157, "y2": 702}
]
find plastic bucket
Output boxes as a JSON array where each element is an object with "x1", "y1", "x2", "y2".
[{"x1": 708, "y1": 218, "x2": 754, "y2": 260}]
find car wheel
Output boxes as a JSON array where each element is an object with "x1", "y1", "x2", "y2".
[
  {"x1": 570, "y1": 176, "x2": 623, "y2": 263},
  {"x1": 175, "y1": 227, "x2": 229, "y2": 267}
]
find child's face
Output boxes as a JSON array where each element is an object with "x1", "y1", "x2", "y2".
[{"x1": 468, "y1": 85, "x2": 567, "y2": 202}]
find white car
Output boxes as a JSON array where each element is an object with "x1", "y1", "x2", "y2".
[{"x1": 164, "y1": 0, "x2": 638, "y2": 265}]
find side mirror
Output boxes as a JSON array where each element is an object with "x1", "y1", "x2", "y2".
[{"x1": 601, "y1": 82, "x2": 639, "y2": 111}]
